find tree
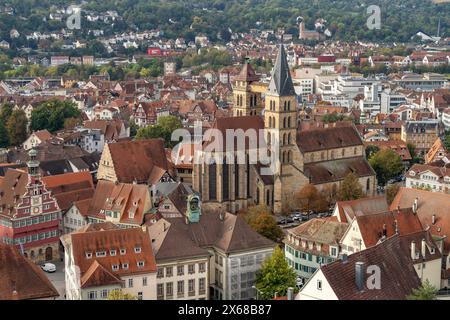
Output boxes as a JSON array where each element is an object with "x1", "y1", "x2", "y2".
[
  {"x1": 385, "y1": 183, "x2": 401, "y2": 205},
  {"x1": 6, "y1": 109, "x2": 28, "y2": 146},
  {"x1": 135, "y1": 115, "x2": 183, "y2": 147},
  {"x1": 337, "y1": 173, "x2": 363, "y2": 201},
  {"x1": 407, "y1": 143, "x2": 422, "y2": 164},
  {"x1": 406, "y1": 280, "x2": 437, "y2": 300},
  {"x1": 128, "y1": 120, "x2": 139, "y2": 138},
  {"x1": 241, "y1": 205, "x2": 283, "y2": 242},
  {"x1": 31, "y1": 99, "x2": 81, "y2": 133},
  {"x1": 369, "y1": 149, "x2": 404, "y2": 186},
  {"x1": 64, "y1": 117, "x2": 81, "y2": 130},
  {"x1": 0, "y1": 103, "x2": 13, "y2": 123},
  {"x1": 255, "y1": 246, "x2": 297, "y2": 300},
  {"x1": 444, "y1": 132, "x2": 450, "y2": 153},
  {"x1": 0, "y1": 121, "x2": 9, "y2": 147},
  {"x1": 107, "y1": 289, "x2": 137, "y2": 300},
  {"x1": 295, "y1": 184, "x2": 328, "y2": 213},
  {"x1": 365, "y1": 145, "x2": 380, "y2": 160},
  {"x1": 157, "y1": 115, "x2": 183, "y2": 134}
]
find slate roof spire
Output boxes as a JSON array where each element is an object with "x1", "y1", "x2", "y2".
[{"x1": 268, "y1": 44, "x2": 295, "y2": 96}]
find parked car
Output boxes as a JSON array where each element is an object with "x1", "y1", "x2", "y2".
[{"x1": 41, "y1": 263, "x2": 56, "y2": 273}]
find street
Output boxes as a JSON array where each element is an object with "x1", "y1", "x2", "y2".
[{"x1": 42, "y1": 261, "x2": 66, "y2": 300}]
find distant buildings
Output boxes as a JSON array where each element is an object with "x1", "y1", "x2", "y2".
[{"x1": 401, "y1": 120, "x2": 440, "y2": 156}]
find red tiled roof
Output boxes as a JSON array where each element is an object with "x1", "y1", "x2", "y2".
[
  {"x1": 106, "y1": 139, "x2": 171, "y2": 184},
  {"x1": 0, "y1": 244, "x2": 59, "y2": 300},
  {"x1": 62, "y1": 226, "x2": 157, "y2": 284}
]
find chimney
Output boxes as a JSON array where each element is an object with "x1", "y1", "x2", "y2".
[
  {"x1": 432, "y1": 214, "x2": 436, "y2": 225},
  {"x1": 355, "y1": 262, "x2": 365, "y2": 291},
  {"x1": 421, "y1": 239, "x2": 427, "y2": 258},
  {"x1": 412, "y1": 198, "x2": 418, "y2": 214},
  {"x1": 287, "y1": 287, "x2": 294, "y2": 300},
  {"x1": 411, "y1": 241, "x2": 416, "y2": 260}
]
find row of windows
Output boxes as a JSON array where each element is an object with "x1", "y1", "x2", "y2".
[
  {"x1": 157, "y1": 263, "x2": 206, "y2": 278},
  {"x1": 11, "y1": 213, "x2": 58, "y2": 228},
  {"x1": 157, "y1": 278, "x2": 206, "y2": 298},
  {"x1": 86, "y1": 247, "x2": 141, "y2": 259},
  {"x1": 2, "y1": 229, "x2": 58, "y2": 245},
  {"x1": 267, "y1": 116, "x2": 292, "y2": 129},
  {"x1": 286, "y1": 258, "x2": 318, "y2": 274},
  {"x1": 65, "y1": 216, "x2": 86, "y2": 227},
  {"x1": 268, "y1": 100, "x2": 292, "y2": 111}
]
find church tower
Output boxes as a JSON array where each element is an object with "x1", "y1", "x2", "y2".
[
  {"x1": 232, "y1": 63, "x2": 263, "y2": 117},
  {"x1": 265, "y1": 45, "x2": 298, "y2": 174},
  {"x1": 265, "y1": 45, "x2": 304, "y2": 214}
]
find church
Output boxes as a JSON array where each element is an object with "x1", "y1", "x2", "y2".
[{"x1": 193, "y1": 45, "x2": 377, "y2": 215}]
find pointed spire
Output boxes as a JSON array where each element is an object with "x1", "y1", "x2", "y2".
[{"x1": 268, "y1": 45, "x2": 295, "y2": 97}]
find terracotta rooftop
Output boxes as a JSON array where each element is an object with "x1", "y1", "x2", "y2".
[
  {"x1": 390, "y1": 188, "x2": 450, "y2": 254},
  {"x1": 304, "y1": 157, "x2": 375, "y2": 185},
  {"x1": 61, "y1": 225, "x2": 157, "y2": 287},
  {"x1": 297, "y1": 125, "x2": 364, "y2": 153},
  {"x1": 355, "y1": 208, "x2": 424, "y2": 248},
  {"x1": 106, "y1": 139, "x2": 172, "y2": 184},
  {"x1": 319, "y1": 231, "x2": 439, "y2": 300},
  {"x1": 0, "y1": 243, "x2": 59, "y2": 300}
]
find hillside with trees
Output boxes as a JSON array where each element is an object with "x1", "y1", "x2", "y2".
[{"x1": 0, "y1": 0, "x2": 448, "y2": 46}]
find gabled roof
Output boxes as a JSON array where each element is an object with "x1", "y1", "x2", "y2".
[
  {"x1": 234, "y1": 63, "x2": 260, "y2": 83},
  {"x1": 88, "y1": 180, "x2": 150, "y2": 225},
  {"x1": 390, "y1": 187, "x2": 450, "y2": 253},
  {"x1": 148, "y1": 211, "x2": 275, "y2": 261},
  {"x1": 297, "y1": 126, "x2": 364, "y2": 153},
  {"x1": 320, "y1": 232, "x2": 438, "y2": 300},
  {"x1": 61, "y1": 226, "x2": 157, "y2": 282},
  {"x1": 288, "y1": 218, "x2": 348, "y2": 245},
  {"x1": 335, "y1": 196, "x2": 390, "y2": 223},
  {"x1": 80, "y1": 260, "x2": 122, "y2": 289},
  {"x1": 267, "y1": 45, "x2": 296, "y2": 97},
  {"x1": 304, "y1": 157, "x2": 375, "y2": 185},
  {"x1": 33, "y1": 130, "x2": 53, "y2": 142},
  {"x1": 106, "y1": 139, "x2": 171, "y2": 184},
  {"x1": 355, "y1": 208, "x2": 424, "y2": 248},
  {"x1": 0, "y1": 244, "x2": 59, "y2": 300}
]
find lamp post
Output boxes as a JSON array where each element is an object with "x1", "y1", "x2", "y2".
[{"x1": 252, "y1": 286, "x2": 264, "y2": 300}]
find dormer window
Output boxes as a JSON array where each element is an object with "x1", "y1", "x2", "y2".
[
  {"x1": 112, "y1": 264, "x2": 119, "y2": 271},
  {"x1": 134, "y1": 247, "x2": 141, "y2": 253},
  {"x1": 409, "y1": 171, "x2": 415, "y2": 177},
  {"x1": 120, "y1": 248, "x2": 126, "y2": 255},
  {"x1": 96, "y1": 251, "x2": 106, "y2": 257},
  {"x1": 137, "y1": 261, "x2": 145, "y2": 268},
  {"x1": 110, "y1": 250, "x2": 116, "y2": 256},
  {"x1": 122, "y1": 263, "x2": 129, "y2": 270},
  {"x1": 86, "y1": 252, "x2": 92, "y2": 259}
]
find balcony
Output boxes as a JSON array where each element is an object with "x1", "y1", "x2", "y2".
[
  {"x1": 157, "y1": 294, "x2": 164, "y2": 300},
  {"x1": 177, "y1": 292, "x2": 184, "y2": 298},
  {"x1": 188, "y1": 291, "x2": 195, "y2": 297}
]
